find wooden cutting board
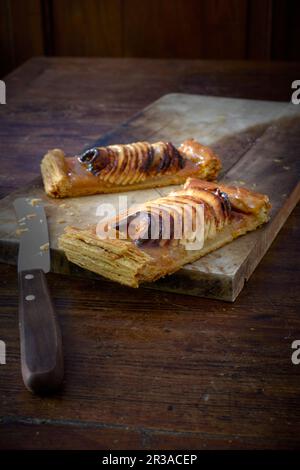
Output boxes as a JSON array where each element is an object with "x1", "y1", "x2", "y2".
[{"x1": 0, "y1": 93, "x2": 299, "y2": 301}]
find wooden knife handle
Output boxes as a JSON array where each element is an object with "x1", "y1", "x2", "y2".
[{"x1": 18, "y1": 269, "x2": 64, "y2": 394}]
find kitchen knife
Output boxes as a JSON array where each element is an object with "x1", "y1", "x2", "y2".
[{"x1": 14, "y1": 198, "x2": 64, "y2": 394}]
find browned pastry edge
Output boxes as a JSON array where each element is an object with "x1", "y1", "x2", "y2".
[
  {"x1": 58, "y1": 179, "x2": 271, "y2": 287},
  {"x1": 183, "y1": 178, "x2": 271, "y2": 215}
]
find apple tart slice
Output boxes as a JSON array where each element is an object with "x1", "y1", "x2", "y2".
[
  {"x1": 41, "y1": 139, "x2": 221, "y2": 198},
  {"x1": 58, "y1": 178, "x2": 271, "y2": 288}
]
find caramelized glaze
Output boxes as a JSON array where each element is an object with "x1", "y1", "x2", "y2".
[
  {"x1": 107, "y1": 184, "x2": 231, "y2": 248},
  {"x1": 59, "y1": 140, "x2": 221, "y2": 190}
]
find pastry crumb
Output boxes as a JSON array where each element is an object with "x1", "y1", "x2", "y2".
[
  {"x1": 16, "y1": 228, "x2": 28, "y2": 235},
  {"x1": 57, "y1": 218, "x2": 66, "y2": 224},
  {"x1": 29, "y1": 198, "x2": 42, "y2": 206},
  {"x1": 40, "y1": 242, "x2": 49, "y2": 251}
]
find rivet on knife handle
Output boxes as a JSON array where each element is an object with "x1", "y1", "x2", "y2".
[{"x1": 18, "y1": 269, "x2": 64, "y2": 394}]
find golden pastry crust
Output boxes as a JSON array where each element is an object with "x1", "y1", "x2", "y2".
[
  {"x1": 58, "y1": 179, "x2": 271, "y2": 287},
  {"x1": 41, "y1": 139, "x2": 221, "y2": 198}
]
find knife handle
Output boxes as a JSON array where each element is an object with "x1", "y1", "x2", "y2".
[{"x1": 18, "y1": 269, "x2": 64, "y2": 394}]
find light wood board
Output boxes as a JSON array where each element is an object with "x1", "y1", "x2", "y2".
[{"x1": 0, "y1": 93, "x2": 299, "y2": 301}]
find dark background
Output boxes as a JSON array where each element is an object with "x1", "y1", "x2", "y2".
[{"x1": 1, "y1": 0, "x2": 300, "y2": 78}]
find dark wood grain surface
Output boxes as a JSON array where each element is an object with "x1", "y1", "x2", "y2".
[
  {"x1": 0, "y1": 58, "x2": 300, "y2": 449},
  {"x1": 2, "y1": 1, "x2": 300, "y2": 77}
]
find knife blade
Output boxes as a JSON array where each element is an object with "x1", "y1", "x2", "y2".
[
  {"x1": 14, "y1": 198, "x2": 50, "y2": 273},
  {"x1": 14, "y1": 198, "x2": 64, "y2": 394}
]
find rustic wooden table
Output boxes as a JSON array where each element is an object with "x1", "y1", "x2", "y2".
[{"x1": 0, "y1": 58, "x2": 299, "y2": 450}]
